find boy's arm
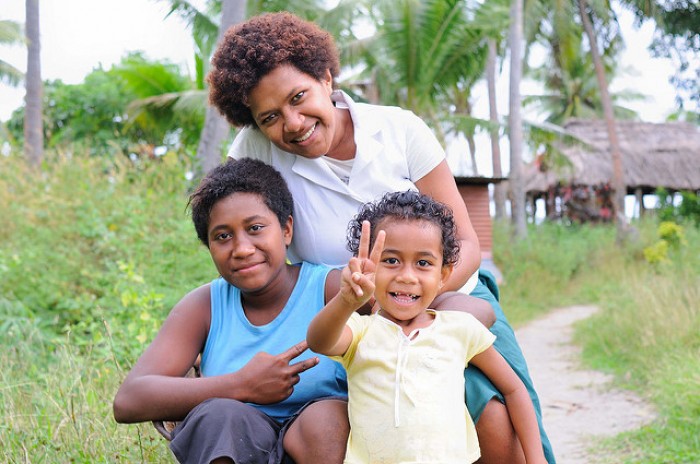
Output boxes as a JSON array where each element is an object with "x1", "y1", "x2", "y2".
[{"x1": 470, "y1": 347, "x2": 547, "y2": 464}]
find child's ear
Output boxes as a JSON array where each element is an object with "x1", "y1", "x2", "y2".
[
  {"x1": 283, "y1": 215, "x2": 294, "y2": 246},
  {"x1": 439, "y1": 264, "x2": 454, "y2": 289}
]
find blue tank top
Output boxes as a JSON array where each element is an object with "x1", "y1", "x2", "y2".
[{"x1": 200, "y1": 261, "x2": 347, "y2": 422}]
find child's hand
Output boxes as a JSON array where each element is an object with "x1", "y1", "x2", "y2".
[{"x1": 340, "y1": 220, "x2": 385, "y2": 308}]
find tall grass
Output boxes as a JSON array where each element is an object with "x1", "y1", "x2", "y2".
[
  {"x1": 1, "y1": 152, "x2": 697, "y2": 462},
  {"x1": 494, "y1": 219, "x2": 700, "y2": 463},
  {"x1": 1, "y1": 152, "x2": 211, "y2": 462}
]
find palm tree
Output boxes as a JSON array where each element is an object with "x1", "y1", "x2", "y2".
[
  {"x1": 196, "y1": 0, "x2": 246, "y2": 175},
  {"x1": 0, "y1": 19, "x2": 24, "y2": 87},
  {"x1": 24, "y1": 0, "x2": 42, "y2": 168},
  {"x1": 508, "y1": 0, "x2": 527, "y2": 238},
  {"x1": 487, "y1": 38, "x2": 507, "y2": 219},
  {"x1": 578, "y1": 0, "x2": 628, "y2": 241}
]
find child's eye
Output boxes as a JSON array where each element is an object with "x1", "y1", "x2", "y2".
[
  {"x1": 383, "y1": 257, "x2": 399, "y2": 265},
  {"x1": 417, "y1": 259, "x2": 432, "y2": 267}
]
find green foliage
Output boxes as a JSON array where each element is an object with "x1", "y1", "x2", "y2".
[
  {"x1": 0, "y1": 151, "x2": 214, "y2": 365},
  {"x1": 494, "y1": 218, "x2": 700, "y2": 462},
  {"x1": 3, "y1": 53, "x2": 204, "y2": 158},
  {"x1": 493, "y1": 220, "x2": 615, "y2": 324},
  {"x1": 656, "y1": 188, "x2": 700, "y2": 226}
]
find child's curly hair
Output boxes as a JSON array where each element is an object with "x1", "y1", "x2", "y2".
[
  {"x1": 207, "y1": 12, "x2": 340, "y2": 128},
  {"x1": 188, "y1": 158, "x2": 294, "y2": 247},
  {"x1": 347, "y1": 190, "x2": 461, "y2": 266}
]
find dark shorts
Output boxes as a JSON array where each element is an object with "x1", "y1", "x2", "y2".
[
  {"x1": 467, "y1": 269, "x2": 556, "y2": 463},
  {"x1": 169, "y1": 396, "x2": 348, "y2": 464}
]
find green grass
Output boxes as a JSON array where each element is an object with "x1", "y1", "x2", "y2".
[
  {"x1": 494, "y1": 219, "x2": 700, "y2": 463},
  {"x1": 1, "y1": 152, "x2": 698, "y2": 462}
]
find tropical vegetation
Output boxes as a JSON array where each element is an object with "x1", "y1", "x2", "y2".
[{"x1": 1, "y1": 0, "x2": 699, "y2": 461}]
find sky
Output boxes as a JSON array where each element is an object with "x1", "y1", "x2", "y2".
[{"x1": 0, "y1": 0, "x2": 682, "y2": 176}]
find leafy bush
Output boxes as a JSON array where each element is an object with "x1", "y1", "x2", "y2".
[{"x1": 0, "y1": 152, "x2": 214, "y2": 365}]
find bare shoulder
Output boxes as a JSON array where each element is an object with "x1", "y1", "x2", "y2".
[{"x1": 324, "y1": 268, "x2": 342, "y2": 304}]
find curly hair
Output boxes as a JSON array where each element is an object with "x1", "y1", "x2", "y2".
[
  {"x1": 207, "y1": 12, "x2": 340, "y2": 128},
  {"x1": 188, "y1": 158, "x2": 294, "y2": 247},
  {"x1": 347, "y1": 190, "x2": 461, "y2": 266}
]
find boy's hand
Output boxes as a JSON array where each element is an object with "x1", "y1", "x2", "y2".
[{"x1": 340, "y1": 221, "x2": 385, "y2": 308}]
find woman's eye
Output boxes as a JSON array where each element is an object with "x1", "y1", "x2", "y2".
[
  {"x1": 261, "y1": 113, "x2": 277, "y2": 125},
  {"x1": 215, "y1": 232, "x2": 232, "y2": 241},
  {"x1": 291, "y1": 91, "x2": 305, "y2": 103},
  {"x1": 249, "y1": 224, "x2": 264, "y2": 232}
]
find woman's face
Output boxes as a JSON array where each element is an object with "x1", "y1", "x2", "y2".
[{"x1": 247, "y1": 64, "x2": 343, "y2": 159}]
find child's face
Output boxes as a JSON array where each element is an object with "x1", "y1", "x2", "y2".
[
  {"x1": 374, "y1": 219, "x2": 452, "y2": 324},
  {"x1": 207, "y1": 192, "x2": 292, "y2": 293}
]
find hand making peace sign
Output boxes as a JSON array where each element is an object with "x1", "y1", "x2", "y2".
[{"x1": 339, "y1": 220, "x2": 386, "y2": 309}]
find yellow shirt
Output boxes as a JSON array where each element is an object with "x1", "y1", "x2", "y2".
[{"x1": 335, "y1": 310, "x2": 496, "y2": 464}]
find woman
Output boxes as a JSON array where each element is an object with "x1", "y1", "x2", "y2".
[{"x1": 208, "y1": 11, "x2": 554, "y2": 463}]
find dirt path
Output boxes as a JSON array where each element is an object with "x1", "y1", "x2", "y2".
[{"x1": 515, "y1": 305, "x2": 657, "y2": 463}]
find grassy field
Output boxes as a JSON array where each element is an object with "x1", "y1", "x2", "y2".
[{"x1": 1, "y1": 152, "x2": 698, "y2": 462}]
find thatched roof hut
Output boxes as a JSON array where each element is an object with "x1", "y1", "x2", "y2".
[{"x1": 525, "y1": 119, "x2": 700, "y2": 194}]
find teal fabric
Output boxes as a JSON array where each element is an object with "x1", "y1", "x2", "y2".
[{"x1": 466, "y1": 269, "x2": 556, "y2": 463}]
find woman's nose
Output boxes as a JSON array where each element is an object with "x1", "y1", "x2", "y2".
[{"x1": 283, "y1": 109, "x2": 304, "y2": 133}]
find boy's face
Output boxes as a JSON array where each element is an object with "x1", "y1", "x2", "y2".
[
  {"x1": 374, "y1": 219, "x2": 452, "y2": 324},
  {"x1": 207, "y1": 192, "x2": 292, "y2": 293}
]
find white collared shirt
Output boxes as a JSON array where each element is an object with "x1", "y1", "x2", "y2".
[{"x1": 228, "y1": 90, "x2": 445, "y2": 267}]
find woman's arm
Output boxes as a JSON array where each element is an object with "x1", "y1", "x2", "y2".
[
  {"x1": 470, "y1": 347, "x2": 547, "y2": 463},
  {"x1": 431, "y1": 291, "x2": 495, "y2": 328},
  {"x1": 113, "y1": 285, "x2": 319, "y2": 423},
  {"x1": 415, "y1": 160, "x2": 481, "y2": 292}
]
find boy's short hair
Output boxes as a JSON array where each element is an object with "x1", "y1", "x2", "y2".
[
  {"x1": 347, "y1": 190, "x2": 461, "y2": 266},
  {"x1": 188, "y1": 158, "x2": 293, "y2": 246}
]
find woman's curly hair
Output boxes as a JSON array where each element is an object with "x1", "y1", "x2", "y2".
[
  {"x1": 188, "y1": 158, "x2": 294, "y2": 247},
  {"x1": 207, "y1": 12, "x2": 340, "y2": 128},
  {"x1": 347, "y1": 190, "x2": 461, "y2": 266}
]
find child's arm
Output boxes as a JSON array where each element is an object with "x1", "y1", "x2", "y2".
[
  {"x1": 308, "y1": 221, "x2": 385, "y2": 356},
  {"x1": 470, "y1": 347, "x2": 547, "y2": 464}
]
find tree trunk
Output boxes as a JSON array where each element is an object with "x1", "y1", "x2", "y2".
[
  {"x1": 578, "y1": 0, "x2": 630, "y2": 243},
  {"x1": 508, "y1": 0, "x2": 527, "y2": 239},
  {"x1": 24, "y1": 0, "x2": 43, "y2": 168},
  {"x1": 195, "y1": 0, "x2": 246, "y2": 177},
  {"x1": 487, "y1": 38, "x2": 506, "y2": 220}
]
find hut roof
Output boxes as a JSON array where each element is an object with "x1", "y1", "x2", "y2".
[{"x1": 524, "y1": 119, "x2": 700, "y2": 193}]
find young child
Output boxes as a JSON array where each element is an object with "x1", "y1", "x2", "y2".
[{"x1": 307, "y1": 190, "x2": 547, "y2": 464}]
